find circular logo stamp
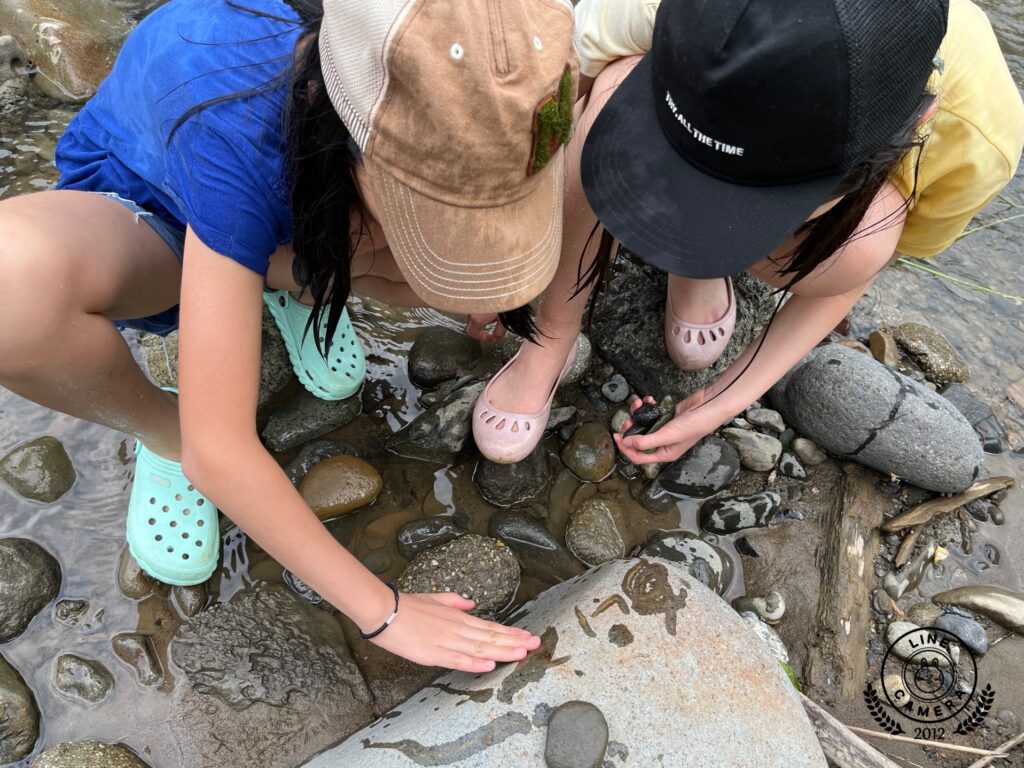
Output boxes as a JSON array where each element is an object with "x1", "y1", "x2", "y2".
[{"x1": 865, "y1": 626, "x2": 995, "y2": 740}]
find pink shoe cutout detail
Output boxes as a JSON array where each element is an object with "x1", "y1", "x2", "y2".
[
  {"x1": 472, "y1": 343, "x2": 577, "y2": 464},
  {"x1": 665, "y1": 277, "x2": 736, "y2": 372}
]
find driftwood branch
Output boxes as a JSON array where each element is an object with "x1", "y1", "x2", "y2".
[
  {"x1": 846, "y1": 726, "x2": 1005, "y2": 757},
  {"x1": 799, "y1": 693, "x2": 902, "y2": 768},
  {"x1": 965, "y1": 730, "x2": 1024, "y2": 768}
]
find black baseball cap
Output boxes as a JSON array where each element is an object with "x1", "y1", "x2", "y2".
[{"x1": 581, "y1": 0, "x2": 948, "y2": 278}]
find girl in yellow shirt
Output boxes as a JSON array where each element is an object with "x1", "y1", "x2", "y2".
[{"x1": 473, "y1": 0, "x2": 1024, "y2": 466}]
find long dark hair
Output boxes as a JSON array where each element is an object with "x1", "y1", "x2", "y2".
[{"x1": 169, "y1": 0, "x2": 539, "y2": 355}]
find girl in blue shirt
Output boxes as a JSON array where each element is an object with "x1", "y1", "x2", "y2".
[{"x1": 0, "y1": 0, "x2": 575, "y2": 672}]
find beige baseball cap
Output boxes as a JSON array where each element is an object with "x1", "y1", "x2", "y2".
[{"x1": 320, "y1": 0, "x2": 577, "y2": 314}]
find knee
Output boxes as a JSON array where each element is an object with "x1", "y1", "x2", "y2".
[{"x1": 0, "y1": 217, "x2": 77, "y2": 374}]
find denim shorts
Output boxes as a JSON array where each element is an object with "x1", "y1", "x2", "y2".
[{"x1": 96, "y1": 192, "x2": 186, "y2": 337}]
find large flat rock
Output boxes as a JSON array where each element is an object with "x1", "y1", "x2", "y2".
[{"x1": 303, "y1": 558, "x2": 825, "y2": 768}]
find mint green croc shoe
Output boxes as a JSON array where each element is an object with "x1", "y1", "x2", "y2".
[
  {"x1": 263, "y1": 290, "x2": 366, "y2": 401},
  {"x1": 126, "y1": 440, "x2": 219, "y2": 586}
]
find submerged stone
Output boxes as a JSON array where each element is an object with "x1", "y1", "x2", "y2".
[
  {"x1": 488, "y1": 510, "x2": 583, "y2": 584},
  {"x1": 397, "y1": 535, "x2": 520, "y2": 619},
  {"x1": 0, "y1": 436, "x2": 75, "y2": 503},
  {"x1": 171, "y1": 582, "x2": 372, "y2": 713},
  {"x1": 0, "y1": 537, "x2": 61, "y2": 641},
  {"x1": 408, "y1": 327, "x2": 481, "y2": 388},
  {"x1": 565, "y1": 499, "x2": 626, "y2": 567},
  {"x1": 54, "y1": 654, "x2": 114, "y2": 704},
  {"x1": 111, "y1": 633, "x2": 163, "y2": 686},
  {"x1": 396, "y1": 516, "x2": 465, "y2": 561},
  {"x1": 298, "y1": 456, "x2": 383, "y2": 520},
  {"x1": 262, "y1": 389, "x2": 362, "y2": 453},
  {"x1": 474, "y1": 445, "x2": 551, "y2": 508},
  {"x1": 0, "y1": 654, "x2": 38, "y2": 763},
  {"x1": 386, "y1": 381, "x2": 485, "y2": 464},
  {"x1": 641, "y1": 531, "x2": 734, "y2": 596},
  {"x1": 560, "y1": 423, "x2": 615, "y2": 483}
]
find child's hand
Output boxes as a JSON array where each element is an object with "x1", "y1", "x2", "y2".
[
  {"x1": 614, "y1": 390, "x2": 721, "y2": 464},
  {"x1": 370, "y1": 591, "x2": 540, "y2": 673},
  {"x1": 465, "y1": 314, "x2": 507, "y2": 342}
]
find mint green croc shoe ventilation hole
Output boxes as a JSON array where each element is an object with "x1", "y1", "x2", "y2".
[
  {"x1": 127, "y1": 440, "x2": 219, "y2": 586},
  {"x1": 263, "y1": 290, "x2": 366, "y2": 401}
]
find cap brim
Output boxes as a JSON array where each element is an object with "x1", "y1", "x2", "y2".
[
  {"x1": 581, "y1": 55, "x2": 845, "y2": 278},
  {"x1": 365, "y1": 151, "x2": 564, "y2": 315}
]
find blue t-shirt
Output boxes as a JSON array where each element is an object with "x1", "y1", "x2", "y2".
[{"x1": 55, "y1": 0, "x2": 302, "y2": 275}]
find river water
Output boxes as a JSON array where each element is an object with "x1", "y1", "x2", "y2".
[{"x1": 0, "y1": 1, "x2": 1022, "y2": 766}]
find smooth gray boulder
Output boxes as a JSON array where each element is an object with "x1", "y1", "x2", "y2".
[
  {"x1": 303, "y1": 558, "x2": 825, "y2": 768},
  {"x1": 0, "y1": 654, "x2": 38, "y2": 763},
  {"x1": 769, "y1": 344, "x2": 983, "y2": 492}
]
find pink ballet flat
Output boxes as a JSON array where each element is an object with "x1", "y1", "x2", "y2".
[
  {"x1": 473, "y1": 343, "x2": 577, "y2": 464},
  {"x1": 665, "y1": 276, "x2": 736, "y2": 371}
]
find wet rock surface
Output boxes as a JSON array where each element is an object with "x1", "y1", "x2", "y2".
[
  {"x1": 298, "y1": 455, "x2": 383, "y2": 520},
  {"x1": 0, "y1": 436, "x2": 75, "y2": 503},
  {"x1": 408, "y1": 327, "x2": 481, "y2": 387},
  {"x1": 488, "y1": 510, "x2": 583, "y2": 584},
  {"x1": 111, "y1": 633, "x2": 163, "y2": 686},
  {"x1": 474, "y1": 445, "x2": 551, "y2": 507},
  {"x1": 283, "y1": 439, "x2": 357, "y2": 486},
  {"x1": 891, "y1": 322, "x2": 969, "y2": 384},
  {"x1": 565, "y1": 499, "x2": 626, "y2": 566},
  {"x1": 931, "y1": 585, "x2": 1024, "y2": 633},
  {"x1": 560, "y1": 423, "x2": 615, "y2": 482},
  {"x1": 171, "y1": 582, "x2": 372, "y2": 714},
  {"x1": 263, "y1": 390, "x2": 362, "y2": 453},
  {"x1": 769, "y1": 343, "x2": 984, "y2": 492},
  {"x1": 386, "y1": 381, "x2": 485, "y2": 464},
  {"x1": 700, "y1": 492, "x2": 781, "y2": 535},
  {"x1": 31, "y1": 740, "x2": 150, "y2": 768},
  {"x1": 396, "y1": 535, "x2": 520, "y2": 619},
  {"x1": 0, "y1": 654, "x2": 38, "y2": 763},
  {"x1": 641, "y1": 532, "x2": 734, "y2": 596},
  {"x1": 115, "y1": 548, "x2": 154, "y2": 601},
  {"x1": 396, "y1": 516, "x2": 465, "y2": 561},
  {"x1": 0, "y1": 537, "x2": 61, "y2": 641},
  {"x1": 544, "y1": 700, "x2": 609, "y2": 768},
  {"x1": 590, "y1": 258, "x2": 777, "y2": 399},
  {"x1": 721, "y1": 428, "x2": 781, "y2": 472},
  {"x1": 0, "y1": 0, "x2": 132, "y2": 101},
  {"x1": 54, "y1": 654, "x2": 114, "y2": 704},
  {"x1": 655, "y1": 436, "x2": 740, "y2": 498},
  {"x1": 171, "y1": 584, "x2": 207, "y2": 619},
  {"x1": 942, "y1": 383, "x2": 1008, "y2": 453},
  {"x1": 305, "y1": 559, "x2": 825, "y2": 768}
]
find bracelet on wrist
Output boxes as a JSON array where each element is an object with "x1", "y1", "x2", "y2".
[{"x1": 359, "y1": 582, "x2": 400, "y2": 640}]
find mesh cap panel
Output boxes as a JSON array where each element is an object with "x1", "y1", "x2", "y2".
[
  {"x1": 320, "y1": 0, "x2": 411, "y2": 150},
  {"x1": 835, "y1": 0, "x2": 947, "y2": 165}
]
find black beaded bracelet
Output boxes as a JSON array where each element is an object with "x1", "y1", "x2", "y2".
[{"x1": 359, "y1": 582, "x2": 400, "y2": 640}]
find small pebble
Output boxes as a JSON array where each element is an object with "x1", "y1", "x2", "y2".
[
  {"x1": 778, "y1": 452, "x2": 806, "y2": 480},
  {"x1": 745, "y1": 407, "x2": 785, "y2": 433},
  {"x1": 791, "y1": 437, "x2": 827, "y2": 466},
  {"x1": 623, "y1": 403, "x2": 661, "y2": 437},
  {"x1": 600, "y1": 374, "x2": 629, "y2": 404}
]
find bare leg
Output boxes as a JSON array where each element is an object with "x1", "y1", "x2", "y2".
[
  {"x1": 0, "y1": 191, "x2": 184, "y2": 458},
  {"x1": 483, "y1": 57, "x2": 642, "y2": 413},
  {"x1": 666, "y1": 275, "x2": 731, "y2": 324}
]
